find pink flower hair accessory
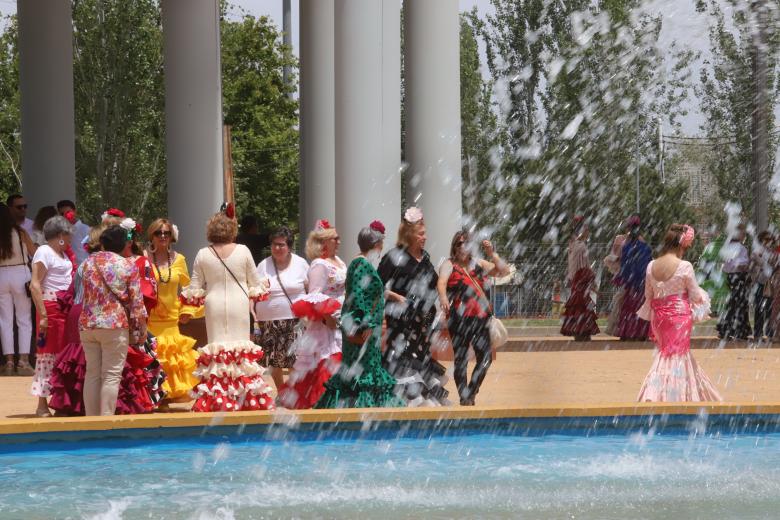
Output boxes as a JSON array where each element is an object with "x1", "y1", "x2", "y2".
[
  {"x1": 680, "y1": 225, "x2": 695, "y2": 248},
  {"x1": 315, "y1": 219, "x2": 331, "y2": 231},
  {"x1": 403, "y1": 207, "x2": 423, "y2": 224},
  {"x1": 369, "y1": 220, "x2": 385, "y2": 235}
]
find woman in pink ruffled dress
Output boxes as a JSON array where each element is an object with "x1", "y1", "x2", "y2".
[{"x1": 636, "y1": 224, "x2": 722, "y2": 402}]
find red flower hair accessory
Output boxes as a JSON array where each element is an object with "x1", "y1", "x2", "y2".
[
  {"x1": 101, "y1": 208, "x2": 125, "y2": 221},
  {"x1": 63, "y1": 210, "x2": 77, "y2": 225},
  {"x1": 315, "y1": 219, "x2": 331, "y2": 231},
  {"x1": 224, "y1": 202, "x2": 235, "y2": 220},
  {"x1": 369, "y1": 220, "x2": 385, "y2": 235}
]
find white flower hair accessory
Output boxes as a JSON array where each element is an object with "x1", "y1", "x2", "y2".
[
  {"x1": 171, "y1": 224, "x2": 179, "y2": 242},
  {"x1": 403, "y1": 207, "x2": 423, "y2": 224},
  {"x1": 120, "y1": 218, "x2": 137, "y2": 231}
]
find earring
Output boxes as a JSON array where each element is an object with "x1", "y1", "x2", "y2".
[
  {"x1": 58, "y1": 239, "x2": 65, "y2": 246},
  {"x1": 150, "y1": 244, "x2": 157, "y2": 253}
]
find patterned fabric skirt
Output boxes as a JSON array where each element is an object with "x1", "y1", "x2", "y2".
[
  {"x1": 560, "y1": 268, "x2": 600, "y2": 338},
  {"x1": 615, "y1": 285, "x2": 649, "y2": 340},
  {"x1": 315, "y1": 332, "x2": 405, "y2": 409},
  {"x1": 31, "y1": 299, "x2": 68, "y2": 398},
  {"x1": 637, "y1": 351, "x2": 723, "y2": 402},
  {"x1": 254, "y1": 318, "x2": 298, "y2": 369}
]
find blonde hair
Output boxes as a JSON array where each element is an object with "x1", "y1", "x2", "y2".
[
  {"x1": 306, "y1": 227, "x2": 337, "y2": 260},
  {"x1": 147, "y1": 218, "x2": 177, "y2": 243},
  {"x1": 207, "y1": 213, "x2": 238, "y2": 244},
  {"x1": 102, "y1": 215, "x2": 123, "y2": 227},
  {"x1": 86, "y1": 225, "x2": 105, "y2": 254},
  {"x1": 397, "y1": 219, "x2": 424, "y2": 248}
]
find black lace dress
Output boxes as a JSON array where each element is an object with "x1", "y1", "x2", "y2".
[{"x1": 377, "y1": 247, "x2": 450, "y2": 406}]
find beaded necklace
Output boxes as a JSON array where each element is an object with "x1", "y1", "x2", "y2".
[{"x1": 153, "y1": 250, "x2": 174, "y2": 284}]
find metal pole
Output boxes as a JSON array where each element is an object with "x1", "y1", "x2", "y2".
[
  {"x1": 752, "y1": 0, "x2": 769, "y2": 232},
  {"x1": 658, "y1": 117, "x2": 665, "y2": 184},
  {"x1": 636, "y1": 163, "x2": 640, "y2": 214},
  {"x1": 282, "y1": 0, "x2": 292, "y2": 97}
]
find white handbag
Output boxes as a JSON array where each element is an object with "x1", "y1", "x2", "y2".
[
  {"x1": 460, "y1": 264, "x2": 509, "y2": 349},
  {"x1": 488, "y1": 316, "x2": 508, "y2": 349}
]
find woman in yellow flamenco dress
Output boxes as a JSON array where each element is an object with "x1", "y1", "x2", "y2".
[{"x1": 145, "y1": 219, "x2": 202, "y2": 402}]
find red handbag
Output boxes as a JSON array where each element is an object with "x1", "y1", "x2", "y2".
[{"x1": 136, "y1": 256, "x2": 158, "y2": 312}]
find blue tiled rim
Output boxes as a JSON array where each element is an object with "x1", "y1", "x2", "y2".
[{"x1": 2, "y1": 413, "x2": 780, "y2": 453}]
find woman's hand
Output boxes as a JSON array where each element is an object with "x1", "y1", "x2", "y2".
[
  {"x1": 178, "y1": 313, "x2": 191, "y2": 325},
  {"x1": 482, "y1": 240, "x2": 495, "y2": 258},
  {"x1": 323, "y1": 314, "x2": 338, "y2": 330},
  {"x1": 386, "y1": 291, "x2": 406, "y2": 304},
  {"x1": 38, "y1": 314, "x2": 48, "y2": 332},
  {"x1": 439, "y1": 295, "x2": 450, "y2": 318}
]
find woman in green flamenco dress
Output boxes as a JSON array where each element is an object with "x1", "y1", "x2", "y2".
[{"x1": 315, "y1": 222, "x2": 406, "y2": 409}]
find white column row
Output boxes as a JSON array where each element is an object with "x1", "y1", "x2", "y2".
[
  {"x1": 17, "y1": 0, "x2": 461, "y2": 266},
  {"x1": 161, "y1": 0, "x2": 225, "y2": 264},
  {"x1": 300, "y1": 0, "x2": 460, "y2": 263},
  {"x1": 17, "y1": 0, "x2": 76, "y2": 212}
]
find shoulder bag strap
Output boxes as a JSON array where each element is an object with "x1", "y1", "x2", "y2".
[
  {"x1": 455, "y1": 262, "x2": 493, "y2": 315},
  {"x1": 16, "y1": 229, "x2": 30, "y2": 271},
  {"x1": 210, "y1": 245, "x2": 249, "y2": 299},
  {"x1": 272, "y1": 256, "x2": 295, "y2": 309}
]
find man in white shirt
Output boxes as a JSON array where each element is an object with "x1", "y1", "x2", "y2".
[
  {"x1": 717, "y1": 225, "x2": 752, "y2": 340},
  {"x1": 6, "y1": 194, "x2": 33, "y2": 235},
  {"x1": 57, "y1": 199, "x2": 91, "y2": 265}
]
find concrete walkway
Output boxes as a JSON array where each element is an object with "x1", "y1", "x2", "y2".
[{"x1": 2, "y1": 344, "x2": 778, "y2": 420}]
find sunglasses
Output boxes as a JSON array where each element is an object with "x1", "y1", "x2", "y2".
[
  {"x1": 153, "y1": 230, "x2": 171, "y2": 237},
  {"x1": 455, "y1": 241, "x2": 465, "y2": 247},
  {"x1": 13, "y1": 204, "x2": 27, "y2": 210}
]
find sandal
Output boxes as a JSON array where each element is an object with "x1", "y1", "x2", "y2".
[
  {"x1": 35, "y1": 407, "x2": 52, "y2": 418},
  {"x1": 16, "y1": 360, "x2": 34, "y2": 376}
]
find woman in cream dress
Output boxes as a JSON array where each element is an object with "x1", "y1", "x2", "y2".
[{"x1": 182, "y1": 211, "x2": 273, "y2": 412}]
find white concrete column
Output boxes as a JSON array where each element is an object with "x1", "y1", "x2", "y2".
[
  {"x1": 161, "y1": 0, "x2": 224, "y2": 265},
  {"x1": 17, "y1": 0, "x2": 76, "y2": 212},
  {"x1": 334, "y1": 0, "x2": 401, "y2": 259},
  {"x1": 404, "y1": 0, "x2": 461, "y2": 266},
  {"x1": 299, "y1": 0, "x2": 336, "y2": 245}
]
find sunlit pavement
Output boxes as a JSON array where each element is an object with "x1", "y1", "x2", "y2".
[{"x1": 2, "y1": 346, "x2": 780, "y2": 434}]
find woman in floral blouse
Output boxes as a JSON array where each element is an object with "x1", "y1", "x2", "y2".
[{"x1": 79, "y1": 225, "x2": 147, "y2": 416}]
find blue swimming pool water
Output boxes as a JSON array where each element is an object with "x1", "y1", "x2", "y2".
[{"x1": 3, "y1": 424, "x2": 780, "y2": 519}]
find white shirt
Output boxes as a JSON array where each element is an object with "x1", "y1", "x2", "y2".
[
  {"x1": 70, "y1": 220, "x2": 91, "y2": 264},
  {"x1": 32, "y1": 245, "x2": 73, "y2": 293},
  {"x1": 254, "y1": 254, "x2": 309, "y2": 321},
  {"x1": 721, "y1": 241, "x2": 749, "y2": 274}
]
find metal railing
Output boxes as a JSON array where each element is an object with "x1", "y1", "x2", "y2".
[{"x1": 491, "y1": 243, "x2": 623, "y2": 318}]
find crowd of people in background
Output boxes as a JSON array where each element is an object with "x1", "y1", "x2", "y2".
[
  {"x1": 10, "y1": 192, "x2": 770, "y2": 411},
  {"x1": 0, "y1": 194, "x2": 513, "y2": 416}
]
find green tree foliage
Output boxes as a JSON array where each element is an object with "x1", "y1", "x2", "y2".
[
  {"x1": 221, "y1": 11, "x2": 299, "y2": 232},
  {"x1": 696, "y1": 0, "x2": 780, "y2": 219},
  {"x1": 460, "y1": 10, "x2": 502, "y2": 220},
  {"x1": 72, "y1": 0, "x2": 166, "y2": 225},
  {"x1": 478, "y1": 0, "x2": 696, "y2": 256},
  {"x1": 0, "y1": 16, "x2": 21, "y2": 202},
  {"x1": 0, "y1": 3, "x2": 298, "y2": 232}
]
